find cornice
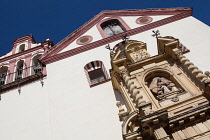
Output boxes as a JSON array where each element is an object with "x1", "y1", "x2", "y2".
[
  {"x1": 40, "y1": 7, "x2": 192, "y2": 60},
  {"x1": 0, "y1": 41, "x2": 53, "y2": 64},
  {"x1": 12, "y1": 35, "x2": 35, "y2": 45},
  {"x1": 41, "y1": 10, "x2": 192, "y2": 64},
  {"x1": 0, "y1": 45, "x2": 43, "y2": 63}
]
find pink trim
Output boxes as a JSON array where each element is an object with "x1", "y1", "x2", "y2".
[
  {"x1": 0, "y1": 45, "x2": 43, "y2": 63},
  {"x1": 25, "y1": 54, "x2": 32, "y2": 77},
  {"x1": 42, "y1": 66, "x2": 47, "y2": 76},
  {"x1": 136, "y1": 16, "x2": 153, "y2": 25},
  {"x1": 41, "y1": 10, "x2": 192, "y2": 65},
  {"x1": 7, "y1": 61, "x2": 16, "y2": 83},
  {"x1": 12, "y1": 35, "x2": 35, "y2": 45},
  {"x1": 31, "y1": 52, "x2": 44, "y2": 58},
  {"x1": 40, "y1": 7, "x2": 192, "y2": 60},
  {"x1": 12, "y1": 46, "x2": 17, "y2": 55},
  {"x1": 96, "y1": 17, "x2": 131, "y2": 38},
  {"x1": 28, "y1": 40, "x2": 32, "y2": 49},
  {"x1": 76, "y1": 35, "x2": 93, "y2": 45}
]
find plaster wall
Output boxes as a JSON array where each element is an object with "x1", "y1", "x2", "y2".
[
  {"x1": 46, "y1": 45, "x2": 122, "y2": 140},
  {"x1": 0, "y1": 81, "x2": 51, "y2": 140},
  {"x1": 0, "y1": 15, "x2": 210, "y2": 140}
]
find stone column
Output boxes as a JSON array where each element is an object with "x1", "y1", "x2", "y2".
[{"x1": 121, "y1": 70, "x2": 146, "y2": 109}]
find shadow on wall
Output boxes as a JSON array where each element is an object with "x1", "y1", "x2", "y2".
[{"x1": 113, "y1": 90, "x2": 126, "y2": 106}]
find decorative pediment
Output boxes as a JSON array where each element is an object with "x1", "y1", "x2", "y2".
[{"x1": 39, "y1": 8, "x2": 192, "y2": 64}]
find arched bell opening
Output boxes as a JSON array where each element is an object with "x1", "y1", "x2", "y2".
[
  {"x1": 18, "y1": 44, "x2": 25, "y2": 52},
  {"x1": 0, "y1": 66, "x2": 8, "y2": 85},
  {"x1": 15, "y1": 60, "x2": 24, "y2": 81},
  {"x1": 31, "y1": 54, "x2": 42, "y2": 75}
]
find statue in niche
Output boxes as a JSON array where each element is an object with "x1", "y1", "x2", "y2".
[{"x1": 149, "y1": 77, "x2": 181, "y2": 97}]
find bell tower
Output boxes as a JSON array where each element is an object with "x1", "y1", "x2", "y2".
[{"x1": 110, "y1": 37, "x2": 210, "y2": 140}]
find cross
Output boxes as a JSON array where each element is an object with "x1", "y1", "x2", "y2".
[
  {"x1": 122, "y1": 34, "x2": 129, "y2": 42},
  {"x1": 105, "y1": 44, "x2": 112, "y2": 51},
  {"x1": 152, "y1": 30, "x2": 160, "y2": 37}
]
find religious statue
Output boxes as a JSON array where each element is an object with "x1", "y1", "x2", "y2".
[{"x1": 149, "y1": 77, "x2": 179, "y2": 96}]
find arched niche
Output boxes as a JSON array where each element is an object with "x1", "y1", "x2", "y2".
[
  {"x1": 15, "y1": 60, "x2": 24, "y2": 81},
  {"x1": 144, "y1": 70, "x2": 184, "y2": 102},
  {"x1": 0, "y1": 66, "x2": 8, "y2": 85},
  {"x1": 31, "y1": 54, "x2": 42, "y2": 75}
]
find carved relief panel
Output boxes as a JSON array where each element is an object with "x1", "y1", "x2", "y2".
[{"x1": 125, "y1": 41, "x2": 150, "y2": 63}]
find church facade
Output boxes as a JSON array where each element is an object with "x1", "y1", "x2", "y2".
[{"x1": 0, "y1": 7, "x2": 210, "y2": 140}]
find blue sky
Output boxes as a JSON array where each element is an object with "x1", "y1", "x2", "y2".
[{"x1": 0, "y1": 0, "x2": 210, "y2": 56}]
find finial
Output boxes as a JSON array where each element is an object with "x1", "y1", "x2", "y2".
[
  {"x1": 105, "y1": 44, "x2": 112, "y2": 51},
  {"x1": 152, "y1": 30, "x2": 160, "y2": 37},
  {"x1": 122, "y1": 34, "x2": 129, "y2": 43},
  {"x1": 46, "y1": 38, "x2": 50, "y2": 41}
]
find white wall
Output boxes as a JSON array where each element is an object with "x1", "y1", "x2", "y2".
[
  {"x1": 0, "y1": 81, "x2": 51, "y2": 140},
  {"x1": 0, "y1": 15, "x2": 210, "y2": 140},
  {"x1": 46, "y1": 45, "x2": 122, "y2": 140}
]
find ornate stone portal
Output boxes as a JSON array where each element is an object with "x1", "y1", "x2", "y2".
[{"x1": 110, "y1": 38, "x2": 210, "y2": 140}]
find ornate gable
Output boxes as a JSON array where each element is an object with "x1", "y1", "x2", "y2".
[{"x1": 40, "y1": 8, "x2": 192, "y2": 65}]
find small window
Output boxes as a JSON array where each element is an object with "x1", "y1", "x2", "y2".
[
  {"x1": 19, "y1": 44, "x2": 25, "y2": 52},
  {"x1": 97, "y1": 17, "x2": 130, "y2": 38},
  {"x1": 84, "y1": 61, "x2": 109, "y2": 87},
  {"x1": 101, "y1": 19, "x2": 126, "y2": 37}
]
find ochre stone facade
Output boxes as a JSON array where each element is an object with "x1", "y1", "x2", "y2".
[{"x1": 110, "y1": 37, "x2": 210, "y2": 140}]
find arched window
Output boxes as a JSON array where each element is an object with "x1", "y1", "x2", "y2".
[
  {"x1": 31, "y1": 54, "x2": 42, "y2": 75},
  {"x1": 101, "y1": 19, "x2": 125, "y2": 37},
  {"x1": 84, "y1": 61, "x2": 109, "y2": 87},
  {"x1": 15, "y1": 60, "x2": 24, "y2": 81},
  {"x1": 97, "y1": 17, "x2": 131, "y2": 38},
  {"x1": 0, "y1": 66, "x2": 8, "y2": 85},
  {"x1": 19, "y1": 44, "x2": 25, "y2": 52}
]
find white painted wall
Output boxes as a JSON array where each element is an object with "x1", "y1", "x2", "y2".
[
  {"x1": 0, "y1": 14, "x2": 210, "y2": 140},
  {"x1": 46, "y1": 45, "x2": 122, "y2": 140},
  {"x1": 0, "y1": 81, "x2": 51, "y2": 140}
]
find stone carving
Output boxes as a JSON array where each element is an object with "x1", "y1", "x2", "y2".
[
  {"x1": 175, "y1": 50, "x2": 208, "y2": 83},
  {"x1": 116, "y1": 102, "x2": 128, "y2": 121},
  {"x1": 149, "y1": 77, "x2": 182, "y2": 101},
  {"x1": 149, "y1": 77, "x2": 176, "y2": 95},
  {"x1": 130, "y1": 48, "x2": 150, "y2": 62}
]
